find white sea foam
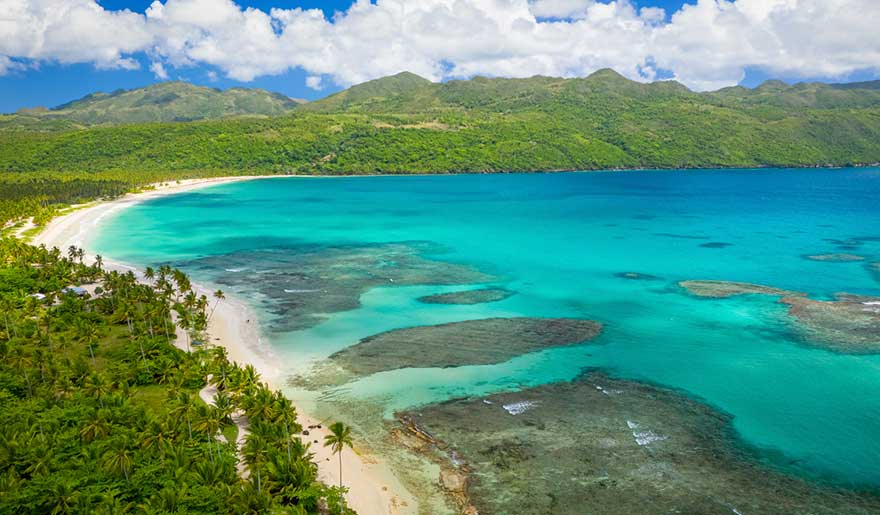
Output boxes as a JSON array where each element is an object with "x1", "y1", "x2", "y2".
[
  {"x1": 626, "y1": 420, "x2": 668, "y2": 446},
  {"x1": 503, "y1": 400, "x2": 537, "y2": 415},
  {"x1": 482, "y1": 399, "x2": 493, "y2": 405},
  {"x1": 595, "y1": 385, "x2": 621, "y2": 396},
  {"x1": 225, "y1": 268, "x2": 245, "y2": 272}
]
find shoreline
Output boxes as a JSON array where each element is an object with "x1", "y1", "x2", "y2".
[{"x1": 28, "y1": 175, "x2": 418, "y2": 515}]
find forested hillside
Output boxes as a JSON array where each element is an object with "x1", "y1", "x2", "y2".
[
  {"x1": 0, "y1": 239, "x2": 351, "y2": 514},
  {"x1": 2, "y1": 69, "x2": 880, "y2": 229},
  {"x1": 5, "y1": 82, "x2": 302, "y2": 126}
]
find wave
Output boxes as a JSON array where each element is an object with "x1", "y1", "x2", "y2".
[{"x1": 502, "y1": 400, "x2": 538, "y2": 415}]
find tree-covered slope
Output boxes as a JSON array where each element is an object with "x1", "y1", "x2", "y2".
[
  {"x1": 0, "y1": 239, "x2": 352, "y2": 514},
  {"x1": 1, "y1": 69, "x2": 880, "y2": 229},
  {"x1": 6, "y1": 82, "x2": 304, "y2": 126},
  {"x1": 302, "y1": 69, "x2": 880, "y2": 113}
]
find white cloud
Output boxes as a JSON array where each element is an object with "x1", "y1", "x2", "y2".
[
  {"x1": 0, "y1": 0, "x2": 878, "y2": 91},
  {"x1": 0, "y1": 56, "x2": 23, "y2": 75},
  {"x1": 528, "y1": 0, "x2": 592, "y2": 19},
  {"x1": 150, "y1": 60, "x2": 168, "y2": 79},
  {"x1": 305, "y1": 75, "x2": 323, "y2": 90}
]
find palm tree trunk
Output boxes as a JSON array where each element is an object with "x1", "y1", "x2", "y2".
[
  {"x1": 339, "y1": 451, "x2": 343, "y2": 489},
  {"x1": 23, "y1": 368, "x2": 32, "y2": 397},
  {"x1": 285, "y1": 422, "x2": 291, "y2": 463}
]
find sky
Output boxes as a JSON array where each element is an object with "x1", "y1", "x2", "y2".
[{"x1": 1, "y1": 0, "x2": 878, "y2": 113}]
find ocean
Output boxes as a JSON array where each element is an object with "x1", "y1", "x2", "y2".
[{"x1": 92, "y1": 168, "x2": 880, "y2": 512}]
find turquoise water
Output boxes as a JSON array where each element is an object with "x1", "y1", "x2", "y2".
[{"x1": 92, "y1": 169, "x2": 880, "y2": 488}]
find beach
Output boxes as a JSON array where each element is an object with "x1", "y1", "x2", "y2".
[{"x1": 29, "y1": 176, "x2": 417, "y2": 515}]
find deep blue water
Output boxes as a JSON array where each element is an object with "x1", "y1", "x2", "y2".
[{"x1": 92, "y1": 168, "x2": 880, "y2": 488}]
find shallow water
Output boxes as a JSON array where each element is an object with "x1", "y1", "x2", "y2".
[{"x1": 92, "y1": 169, "x2": 880, "y2": 490}]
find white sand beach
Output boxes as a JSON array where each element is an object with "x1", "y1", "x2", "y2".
[{"x1": 29, "y1": 176, "x2": 418, "y2": 515}]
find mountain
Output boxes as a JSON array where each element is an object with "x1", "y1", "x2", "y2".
[
  {"x1": 301, "y1": 69, "x2": 695, "y2": 113},
  {"x1": 1, "y1": 70, "x2": 879, "y2": 175},
  {"x1": 7, "y1": 82, "x2": 304, "y2": 125},
  {"x1": 710, "y1": 79, "x2": 880, "y2": 109},
  {"x1": 302, "y1": 69, "x2": 880, "y2": 113},
  {"x1": 299, "y1": 71, "x2": 437, "y2": 112}
]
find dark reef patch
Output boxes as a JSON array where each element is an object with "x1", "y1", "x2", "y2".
[
  {"x1": 679, "y1": 280, "x2": 801, "y2": 299},
  {"x1": 393, "y1": 373, "x2": 880, "y2": 515},
  {"x1": 781, "y1": 294, "x2": 880, "y2": 354},
  {"x1": 182, "y1": 241, "x2": 494, "y2": 332},
  {"x1": 298, "y1": 318, "x2": 601, "y2": 388},
  {"x1": 614, "y1": 272, "x2": 662, "y2": 281},
  {"x1": 680, "y1": 280, "x2": 880, "y2": 353},
  {"x1": 700, "y1": 241, "x2": 733, "y2": 248},
  {"x1": 417, "y1": 288, "x2": 515, "y2": 305},
  {"x1": 653, "y1": 232, "x2": 710, "y2": 240}
]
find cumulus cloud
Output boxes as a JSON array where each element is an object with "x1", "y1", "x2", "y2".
[
  {"x1": 150, "y1": 60, "x2": 168, "y2": 79},
  {"x1": 305, "y1": 75, "x2": 323, "y2": 90},
  {"x1": 0, "y1": 56, "x2": 22, "y2": 75},
  {"x1": 528, "y1": 0, "x2": 592, "y2": 19},
  {"x1": 0, "y1": 0, "x2": 878, "y2": 92}
]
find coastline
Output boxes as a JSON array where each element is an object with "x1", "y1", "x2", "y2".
[{"x1": 28, "y1": 176, "x2": 418, "y2": 515}]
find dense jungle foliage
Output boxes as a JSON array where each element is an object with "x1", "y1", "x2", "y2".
[{"x1": 0, "y1": 238, "x2": 353, "y2": 514}]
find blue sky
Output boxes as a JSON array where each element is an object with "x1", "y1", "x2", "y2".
[{"x1": 1, "y1": 0, "x2": 876, "y2": 113}]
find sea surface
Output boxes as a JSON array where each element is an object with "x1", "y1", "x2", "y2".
[{"x1": 92, "y1": 169, "x2": 880, "y2": 496}]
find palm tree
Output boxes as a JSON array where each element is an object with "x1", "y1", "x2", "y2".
[
  {"x1": 48, "y1": 479, "x2": 80, "y2": 515},
  {"x1": 141, "y1": 419, "x2": 174, "y2": 462},
  {"x1": 272, "y1": 395, "x2": 300, "y2": 463},
  {"x1": 207, "y1": 289, "x2": 224, "y2": 322},
  {"x1": 9, "y1": 348, "x2": 33, "y2": 397},
  {"x1": 75, "y1": 319, "x2": 101, "y2": 367},
  {"x1": 265, "y1": 452, "x2": 320, "y2": 508},
  {"x1": 102, "y1": 436, "x2": 134, "y2": 481},
  {"x1": 79, "y1": 409, "x2": 111, "y2": 442},
  {"x1": 244, "y1": 386, "x2": 276, "y2": 422},
  {"x1": 143, "y1": 266, "x2": 155, "y2": 285},
  {"x1": 212, "y1": 390, "x2": 235, "y2": 422},
  {"x1": 193, "y1": 405, "x2": 223, "y2": 461},
  {"x1": 242, "y1": 433, "x2": 270, "y2": 493},
  {"x1": 323, "y1": 422, "x2": 353, "y2": 490},
  {"x1": 84, "y1": 372, "x2": 111, "y2": 408},
  {"x1": 169, "y1": 392, "x2": 195, "y2": 440}
]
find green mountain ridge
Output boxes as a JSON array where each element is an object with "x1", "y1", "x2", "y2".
[
  {"x1": 301, "y1": 69, "x2": 880, "y2": 113},
  {"x1": 9, "y1": 81, "x2": 304, "y2": 125},
  {"x1": 1, "y1": 69, "x2": 879, "y2": 184}
]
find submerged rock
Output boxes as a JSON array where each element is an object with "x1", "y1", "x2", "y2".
[
  {"x1": 679, "y1": 280, "x2": 801, "y2": 299},
  {"x1": 395, "y1": 374, "x2": 880, "y2": 515},
  {"x1": 417, "y1": 287, "x2": 515, "y2": 305},
  {"x1": 680, "y1": 280, "x2": 880, "y2": 353},
  {"x1": 781, "y1": 294, "x2": 880, "y2": 353},
  {"x1": 299, "y1": 318, "x2": 601, "y2": 387},
  {"x1": 182, "y1": 242, "x2": 494, "y2": 332},
  {"x1": 614, "y1": 272, "x2": 662, "y2": 281}
]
